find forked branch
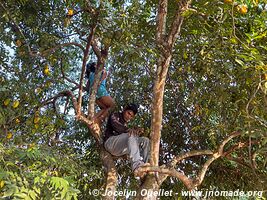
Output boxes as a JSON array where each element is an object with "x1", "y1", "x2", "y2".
[{"x1": 142, "y1": 131, "x2": 247, "y2": 190}]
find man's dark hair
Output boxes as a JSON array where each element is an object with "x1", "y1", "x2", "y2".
[
  {"x1": 124, "y1": 103, "x2": 139, "y2": 115},
  {"x1": 85, "y1": 62, "x2": 96, "y2": 78}
]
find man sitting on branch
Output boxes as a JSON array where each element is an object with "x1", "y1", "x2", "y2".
[{"x1": 103, "y1": 103, "x2": 150, "y2": 178}]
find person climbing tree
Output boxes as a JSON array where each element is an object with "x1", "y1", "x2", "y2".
[
  {"x1": 103, "y1": 103, "x2": 150, "y2": 178},
  {"x1": 85, "y1": 62, "x2": 115, "y2": 126}
]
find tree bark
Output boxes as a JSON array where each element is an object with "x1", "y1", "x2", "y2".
[
  {"x1": 141, "y1": 0, "x2": 192, "y2": 198},
  {"x1": 100, "y1": 146, "x2": 118, "y2": 200}
]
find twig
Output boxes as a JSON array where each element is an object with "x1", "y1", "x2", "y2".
[
  {"x1": 0, "y1": 2, "x2": 33, "y2": 55},
  {"x1": 41, "y1": 42, "x2": 85, "y2": 57},
  {"x1": 60, "y1": 59, "x2": 79, "y2": 87},
  {"x1": 171, "y1": 150, "x2": 214, "y2": 167}
]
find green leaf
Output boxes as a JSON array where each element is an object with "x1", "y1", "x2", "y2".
[
  {"x1": 235, "y1": 58, "x2": 244, "y2": 66},
  {"x1": 181, "y1": 8, "x2": 197, "y2": 17}
]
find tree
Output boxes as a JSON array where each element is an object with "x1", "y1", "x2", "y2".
[{"x1": 0, "y1": 0, "x2": 266, "y2": 199}]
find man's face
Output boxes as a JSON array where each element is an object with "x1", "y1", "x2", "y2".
[{"x1": 123, "y1": 110, "x2": 135, "y2": 122}]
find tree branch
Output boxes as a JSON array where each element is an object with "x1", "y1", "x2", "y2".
[
  {"x1": 150, "y1": 0, "x2": 193, "y2": 170},
  {"x1": 191, "y1": 132, "x2": 241, "y2": 188},
  {"x1": 171, "y1": 150, "x2": 214, "y2": 167},
  {"x1": 156, "y1": 0, "x2": 167, "y2": 44},
  {"x1": 40, "y1": 42, "x2": 85, "y2": 57},
  {"x1": 91, "y1": 39, "x2": 102, "y2": 58},
  {"x1": 225, "y1": 155, "x2": 252, "y2": 168},
  {"x1": 87, "y1": 59, "x2": 105, "y2": 120},
  {"x1": 77, "y1": 26, "x2": 96, "y2": 115},
  {"x1": 41, "y1": 90, "x2": 78, "y2": 113},
  {"x1": 193, "y1": 153, "x2": 219, "y2": 188},
  {"x1": 141, "y1": 165, "x2": 194, "y2": 190},
  {"x1": 218, "y1": 131, "x2": 241, "y2": 154},
  {"x1": 0, "y1": 2, "x2": 33, "y2": 55},
  {"x1": 100, "y1": 147, "x2": 118, "y2": 200},
  {"x1": 167, "y1": 0, "x2": 192, "y2": 48},
  {"x1": 60, "y1": 59, "x2": 79, "y2": 87},
  {"x1": 153, "y1": 131, "x2": 246, "y2": 190}
]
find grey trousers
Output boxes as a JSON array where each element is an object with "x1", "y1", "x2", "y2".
[{"x1": 104, "y1": 133, "x2": 150, "y2": 171}]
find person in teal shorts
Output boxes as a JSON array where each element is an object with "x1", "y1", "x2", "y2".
[{"x1": 86, "y1": 62, "x2": 115, "y2": 126}]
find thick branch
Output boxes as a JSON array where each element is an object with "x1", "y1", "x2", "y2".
[
  {"x1": 77, "y1": 26, "x2": 96, "y2": 115},
  {"x1": 193, "y1": 131, "x2": 242, "y2": 188},
  {"x1": 42, "y1": 90, "x2": 102, "y2": 142},
  {"x1": 87, "y1": 31, "x2": 109, "y2": 119},
  {"x1": 76, "y1": 114, "x2": 100, "y2": 142},
  {"x1": 156, "y1": 0, "x2": 167, "y2": 43},
  {"x1": 87, "y1": 59, "x2": 105, "y2": 119},
  {"x1": 158, "y1": 150, "x2": 213, "y2": 185},
  {"x1": 150, "y1": 0, "x2": 192, "y2": 169},
  {"x1": 193, "y1": 153, "x2": 219, "y2": 188},
  {"x1": 167, "y1": 0, "x2": 192, "y2": 47},
  {"x1": 91, "y1": 39, "x2": 102, "y2": 58},
  {"x1": 157, "y1": 131, "x2": 245, "y2": 189},
  {"x1": 100, "y1": 147, "x2": 118, "y2": 200},
  {"x1": 140, "y1": 166, "x2": 193, "y2": 190}
]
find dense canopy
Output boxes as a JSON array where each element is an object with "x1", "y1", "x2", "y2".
[{"x1": 0, "y1": 0, "x2": 266, "y2": 199}]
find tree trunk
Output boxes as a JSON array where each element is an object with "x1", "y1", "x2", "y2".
[
  {"x1": 144, "y1": 0, "x2": 191, "y2": 198},
  {"x1": 135, "y1": 174, "x2": 160, "y2": 200},
  {"x1": 150, "y1": 55, "x2": 172, "y2": 166},
  {"x1": 100, "y1": 146, "x2": 118, "y2": 200}
]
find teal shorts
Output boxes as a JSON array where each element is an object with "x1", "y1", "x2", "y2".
[{"x1": 96, "y1": 85, "x2": 110, "y2": 99}]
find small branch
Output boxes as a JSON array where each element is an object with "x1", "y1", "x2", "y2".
[
  {"x1": 41, "y1": 90, "x2": 78, "y2": 114},
  {"x1": 64, "y1": 97, "x2": 70, "y2": 115},
  {"x1": 222, "y1": 142, "x2": 246, "y2": 157},
  {"x1": 60, "y1": 59, "x2": 79, "y2": 87},
  {"x1": 218, "y1": 131, "x2": 241, "y2": 154},
  {"x1": 225, "y1": 155, "x2": 252, "y2": 168},
  {"x1": 144, "y1": 63, "x2": 155, "y2": 78},
  {"x1": 246, "y1": 82, "x2": 261, "y2": 115},
  {"x1": 0, "y1": 2, "x2": 33, "y2": 55},
  {"x1": 251, "y1": 152, "x2": 258, "y2": 169},
  {"x1": 171, "y1": 150, "x2": 214, "y2": 167},
  {"x1": 41, "y1": 42, "x2": 85, "y2": 57}
]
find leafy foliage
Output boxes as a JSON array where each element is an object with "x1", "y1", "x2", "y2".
[
  {"x1": 0, "y1": 0, "x2": 267, "y2": 199},
  {"x1": 0, "y1": 143, "x2": 102, "y2": 199}
]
